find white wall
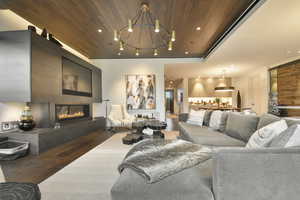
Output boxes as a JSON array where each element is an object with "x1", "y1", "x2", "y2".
[
  {"x1": 92, "y1": 58, "x2": 200, "y2": 121},
  {"x1": 0, "y1": 102, "x2": 26, "y2": 123},
  {"x1": 92, "y1": 59, "x2": 166, "y2": 121},
  {"x1": 232, "y1": 67, "x2": 269, "y2": 115}
]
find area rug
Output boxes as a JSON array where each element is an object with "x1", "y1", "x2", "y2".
[
  {"x1": 39, "y1": 133, "x2": 131, "y2": 200},
  {"x1": 39, "y1": 131, "x2": 177, "y2": 200}
]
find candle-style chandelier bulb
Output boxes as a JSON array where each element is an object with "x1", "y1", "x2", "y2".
[
  {"x1": 154, "y1": 49, "x2": 158, "y2": 56},
  {"x1": 171, "y1": 30, "x2": 176, "y2": 42},
  {"x1": 168, "y1": 41, "x2": 173, "y2": 51},
  {"x1": 155, "y1": 19, "x2": 160, "y2": 33},
  {"x1": 119, "y1": 41, "x2": 124, "y2": 51},
  {"x1": 135, "y1": 48, "x2": 140, "y2": 56},
  {"x1": 128, "y1": 19, "x2": 133, "y2": 32},
  {"x1": 114, "y1": 30, "x2": 119, "y2": 41}
]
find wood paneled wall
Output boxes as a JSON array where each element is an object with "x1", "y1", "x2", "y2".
[
  {"x1": 275, "y1": 59, "x2": 300, "y2": 116},
  {"x1": 277, "y1": 62, "x2": 300, "y2": 106}
]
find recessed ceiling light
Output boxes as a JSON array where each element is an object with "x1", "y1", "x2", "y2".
[
  {"x1": 196, "y1": 27, "x2": 201, "y2": 31},
  {"x1": 185, "y1": 51, "x2": 189, "y2": 54},
  {"x1": 98, "y1": 29, "x2": 102, "y2": 33}
]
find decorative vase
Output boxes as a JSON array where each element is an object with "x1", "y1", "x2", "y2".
[
  {"x1": 41, "y1": 28, "x2": 48, "y2": 38},
  {"x1": 19, "y1": 106, "x2": 36, "y2": 131},
  {"x1": 237, "y1": 90, "x2": 242, "y2": 110},
  {"x1": 28, "y1": 25, "x2": 36, "y2": 33}
]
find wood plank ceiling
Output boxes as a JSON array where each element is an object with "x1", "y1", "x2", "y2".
[{"x1": 0, "y1": 0, "x2": 258, "y2": 59}]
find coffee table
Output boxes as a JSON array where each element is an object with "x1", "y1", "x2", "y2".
[
  {"x1": 122, "y1": 134, "x2": 143, "y2": 145},
  {"x1": 133, "y1": 120, "x2": 167, "y2": 135},
  {"x1": 122, "y1": 120, "x2": 167, "y2": 145}
]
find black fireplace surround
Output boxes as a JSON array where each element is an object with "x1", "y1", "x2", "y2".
[{"x1": 55, "y1": 104, "x2": 90, "y2": 122}]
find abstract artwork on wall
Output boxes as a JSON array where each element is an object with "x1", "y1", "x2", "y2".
[{"x1": 126, "y1": 75, "x2": 156, "y2": 110}]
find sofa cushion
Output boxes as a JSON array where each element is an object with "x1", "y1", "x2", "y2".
[
  {"x1": 225, "y1": 113, "x2": 259, "y2": 142},
  {"x1": 179, "y1": 122, "x2": 213, "y2": 142},
  {"x1": 209, "y1": 111, "x2": 223, "y2": 130},
  {"x1": 257, "y1": 113, "x2": 280, "y2": 129},
  {"x1": 246, "y1": 120, "x2": 288, "y2": 148},
  {"x1": 179, "y1": 113, "x2": 189, "y2": 122},
  {"x1": 219, "y1": 112, "x2": 229, "y2": 133},
  {"x1": 179, "y1": 122, "x2": 245, "y2": 147},
  {"x1": 269, "y1": 124, "x2": 300, "y2": 147},
  {"x1": 187, "y1": 110, "x2": 206, "y2": 126},
  {"x1": 203, "y1": 110, "x2": 213, "y2": 126},
  {"x1": 111, "y1": 159, "x2": 214, "y2": 200},
  {"x1": 192, "y1": 134, "x2": 246, "y2": 147}
]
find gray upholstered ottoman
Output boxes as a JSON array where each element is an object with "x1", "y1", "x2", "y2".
[
  {"x1": 0, "y1": 182, "x2": 41, "y2": 200},
  {"x1": 111, "y1": 159, "x2": 214, "y2": 200}
]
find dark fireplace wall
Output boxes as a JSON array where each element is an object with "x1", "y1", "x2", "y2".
[
  {"x1": 0, "y1": 30, "x2": 102, "y2": 108},
  {"x1": 32, "y1": 103, "x2": 93, "y2": 128},
  {"x1": 31, "y1": 32, "x2": 102, "y2": 104},
  {"x1": 0, "y1": 31, "x2": 103, "y2": 127}
]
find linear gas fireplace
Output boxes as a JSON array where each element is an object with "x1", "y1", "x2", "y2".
[{"x1": 55, "y1": 104, "x2": 90, "y2": 122}]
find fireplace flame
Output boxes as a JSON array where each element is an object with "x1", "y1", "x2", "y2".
[{"x1": 58, "y1": 112, "x2": 84, "y2": 120}]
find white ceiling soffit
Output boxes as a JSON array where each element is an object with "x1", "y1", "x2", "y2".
[{"x1": 165, "y1": 0, "x2": 300, "y2": 79}]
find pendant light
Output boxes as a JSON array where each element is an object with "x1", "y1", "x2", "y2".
[
  {"x1": 215, "y1": 70, "x2": 235, "y2": 92},
  {"x1": 214, "y1": 86, "x2": 235, "y2": 92}
]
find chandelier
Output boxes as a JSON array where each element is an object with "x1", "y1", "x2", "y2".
[{"x1": 113, "y1": 2, "x2": 175, "y2": 56}]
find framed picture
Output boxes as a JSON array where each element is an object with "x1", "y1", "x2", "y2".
[
  {"x1": 126, "y1": 74, "x2": 156, "y2": 110},
  {"x1": 62, "y1": 57, "x2": 92, "y2": 97}
]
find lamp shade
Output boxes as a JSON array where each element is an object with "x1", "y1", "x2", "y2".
[{"x1": 215, "y1": 86, "x2": 235, "y2": 92}]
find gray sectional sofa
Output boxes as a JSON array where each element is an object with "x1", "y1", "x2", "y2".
[{"x1": 111, "y1": 112, "x2": 300, "y2": 200}]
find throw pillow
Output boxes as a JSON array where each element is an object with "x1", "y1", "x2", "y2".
[
  {"x1": 269, "y1": 124, "x2": 300, "y2": 147},
  {"x1": 225, "y1": 113, "x2": 259, "y2": 142},
  {"x1": 219, "y1": 112, "x2": 229, "y2": 132},
  {"x1": 209, "y1": 111, "x2": 223, "y2": 130},
  {"x1": 187, "y1": 110, "x2": 205, "y2": 126},
  {"x1": 257, "y1": 113, "x2": 281, "y2": 130},
  {"x1": 246, "y1": 120, "x2": 288, "y2": 148},
  {"x1": 284, "y1": 118, "x2": 300, "y2": 127},
  {"x1": 203, "y1": 110, "x2": 213, "y2": 126}
]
